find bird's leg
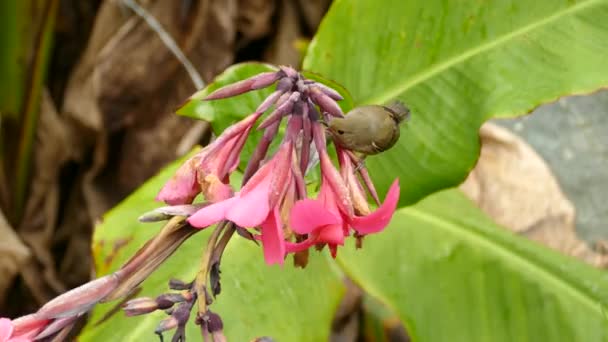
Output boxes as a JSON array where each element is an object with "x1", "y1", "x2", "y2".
[{"x1": 350, "y1": 153, "x2": 366, "y2": 173}]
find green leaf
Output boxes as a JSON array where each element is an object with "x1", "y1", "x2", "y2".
[
  {"x1": 304, "y1": 0, "x2": 608, "y2": 206},
  {"x1": 338, "y1": 189, "x2": 608, "y2": 341},
  {"x1": 0, "y1": 0, "x2": 58, "y2": 222},
  {"x1": 79, "y1": 154, "x2": 345, "y2": 341}
]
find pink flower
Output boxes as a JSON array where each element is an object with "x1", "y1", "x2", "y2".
[
  {"x1": 289, "y1": 179, "x2": 400, "y2": 257},
  {"x1": 188, "y1": 140, "x2": 296, "y2": 265},
  {"x1": 0, "y1": 318, "x2": 34, "y2": 342},
  {"x1": 287, "y1": 122, "x2": 400, "y2": 257},
  {"x1": 157, "y1": 112, "x2": 262, "y2": 204}
]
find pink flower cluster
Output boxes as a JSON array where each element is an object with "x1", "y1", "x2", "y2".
[{"x1": 157, "y1": 66, "x2": 400, "y2": 265}]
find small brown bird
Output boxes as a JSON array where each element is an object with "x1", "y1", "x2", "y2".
[{"x1": 327, "y1": 101, "x2": 410, "y2": 155}]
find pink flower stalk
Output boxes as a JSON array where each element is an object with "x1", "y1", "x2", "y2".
[{"x1": 0, "y1": 318, "x2": 32, "y2": 342}]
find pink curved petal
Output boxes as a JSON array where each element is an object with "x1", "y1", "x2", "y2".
[
  {"x1": 11, "y1": 315, "x2": 47, "y2": 339},
  {"x1": 156, "y1": 157, "x2": 199, "y2": 205},
  {"x1": 188, "y1": 197, "x2": 237, "y2": 228},
  {"x1": 239, "y1": 158, "x2": 274, "y2": 196},
  {"x1": 260, "y1": 209, "x2": 285, "y2": 265},
  {"x1": 350, "y1": 179, "x2": 400, "y2": 235},
  {"x1": 226, "y1": 180, "x2": 270, "y2": 227},
  {"x1": 285, "y1": 239, "x2": 317, "y2": 253},
  {"x1": 317, "y1": 224, "x2": 345, "y2": 246},
  {"x1": 0, "y1": 318, "x2": 14, "y2": 341},
  {"x1": 289, "y1": 199, "x2": 341, "y2": 234}
]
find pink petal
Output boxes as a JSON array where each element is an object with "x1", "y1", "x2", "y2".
[
  {"x1": 317, "y1": 224, "x2": 345, "y2": 246},
  {"x1": 319, "y1": 153, "x2": 353, "y2": 217},
  {"x1": 289, "y1": 199, "x2": 341, "y2": 234},
  {"x1": 8, "y1": 337, "x2": 31, "y2": 342},
  {"x1": 0, "y1": 318, "x2": 14, "y2": 341},
  {"x1": 268, "y1": 141, "x2": 293, "y2": 208},
  {"x1": 188, "y1": 197, "x2": 237, "y2": 228},
  {"x1": 11, "y1": 315, "x2": 47, "y2": 339},
  {"x1": 156, "y1": 156, "x2": 200, "y2": 205},
  {"x1": 260, "y1": 209, "x2": 285, "y2": 265},
  {"x1": 350, "y1": 179, "x2": 400, "y2": 235},
  {"x1": 285, "y1": 238, "x2": 316, "y2": 253},
  {"x1": 226, "y1": 179, "x2": 270, "y2": 227},
  {"x1": 239, "y1": 158, "x2": 274, "y2": 196}
]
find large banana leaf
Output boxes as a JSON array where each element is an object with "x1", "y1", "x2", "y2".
[
  {"x1": 304, "y1": 0, "x2": 608, "y2": 206},
  {"x1": 338, "y1": 189, "x2": 608, "y2": 341}
]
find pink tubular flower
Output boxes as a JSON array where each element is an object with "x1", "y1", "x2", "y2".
[
  {"x1": 188, "y1": 140, "x2": 296, "y2": 265},
  {"x1": 0, "y1": 318, "x2": 34, "y2": 342},
  {"x1": 157, "y1": 112, "x2": 262, "y2": 204},
  {"x1": 287, "y1": 122, "x2": 400, "y2": 257}
]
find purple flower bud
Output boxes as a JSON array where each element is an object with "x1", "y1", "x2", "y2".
[
  {"x1": 205, "y1": 311, "x2": 223, "y2": 333},
  {"x1": 155, "y1": 293, "x2": 189, "y2": 309},
  {"x1": 310, "y1": 87, "x2": 344, "y2": 117},
  {"x1": 256, "y1": 90, "x2": 284, "y2": 114},
  {"x1": 276, "y1": 77, "x2": 294, "y2": 93},
  {"x1": 311, "y1": 83, "x2": 344, "y2": 100},
  {"x1": 276, "y1": 91, "x2": 292, "y2": 107},
  {"x1": 258, "y1": 92, "x2": 300, "y2": 129},
  {"x1": 123, "y1": 297, "x2": 158, "y2": 316},
  {"x1": 168, "y1": 279, "x2": 191, "y2": 290},
  {"x1": 155, "y1": 316, "x2": 179, "y2": 334},
  {"x1": 279, "y1": 65, "x2": 298, "y2": 78},
  {"x1": 204, "y1": 72, "x2": 281, "y2": 100},
  {"x1": 307, "y1": 99, "x2": 320, "y2": 121}
]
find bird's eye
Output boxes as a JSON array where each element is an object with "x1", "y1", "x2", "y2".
[{"x1": 337, "y1": 130, "x2": 345, "y2": 135}]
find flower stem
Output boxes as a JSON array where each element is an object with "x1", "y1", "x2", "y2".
[{"x1": 194, "y1": 221, "x2": 226, "y2": 315}]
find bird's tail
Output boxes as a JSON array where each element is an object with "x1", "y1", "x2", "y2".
[{"x1": 384, "y1": 100, "x2": 411, "y2": 123}]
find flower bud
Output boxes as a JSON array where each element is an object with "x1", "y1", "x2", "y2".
[
  {"x1": 258, "y1": 92, "x2": 301, "y2": 129},
  {"x1": 123, "y1": 297, "x2": 158, "y2": 316},
  {"x1": 155, "y1": 316, "x2": 178, "y2": 334},
  {"x1": 311, "y1": 82, "x2": 343, "y2": 100},
  {"x1": 309, "y1": 87, "x2": 343, "y2": 117},
  {"x1": 168, "y1": 279, "x2": 191, "y2": 290},
  {"x1": 203, "y1": 71, "x2": 281, "y2": 100}
]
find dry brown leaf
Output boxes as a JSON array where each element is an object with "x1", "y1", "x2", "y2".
[
  {"x1": 62, "y1": 0, "x2": 237, "y2": 219},
  {"x1": 264, "y1": 0, "x2": 302, "y2": 66},
  {"x1": 0, "y1": 210, "x2": 30, "y2": 308},
  {"x1": 460, "y1": 123, "x2": 608, "y2": 267},
  {"x1": 296, "y1": 0, "x2": 332, "y2": 32},
  {"x1": 18, "y1": 90, "x2": 76, "y2": 305},
  {"x1": 237, "y1": 0, "x2": 275, "y2": 43}
]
